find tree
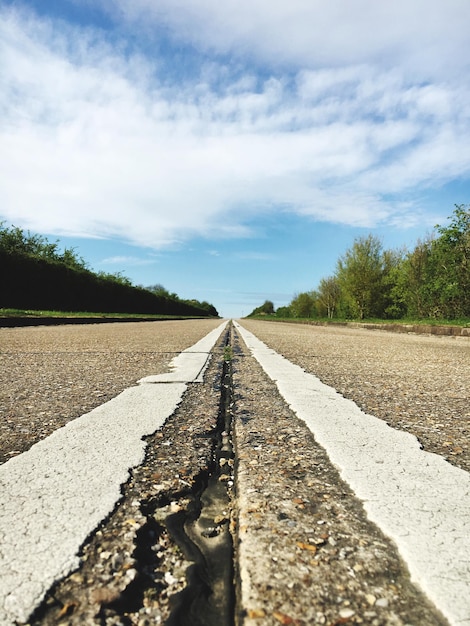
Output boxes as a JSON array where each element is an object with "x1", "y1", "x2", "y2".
[
  {"x1": 146, "y1": 284, "x2": 170, "y2": 297},
  {"x1": 317, "y1": 276, "x2": 341, "y2": 318},
  {"x1": 380, "y1": 247, "x2": 407, "y2": 319},
  {"x1": 336, "y1": 234, "x2": 388, "y2": 319},
  {"x1": 96, "y1": 270, "x2": 133, "y2": 287},
  {"x1": 247, "y1": 300, "x2": 275, "y2": 316},
  {"x1": 184, "y1": 299, "x2": 219, "y2": 317},
  {"x1": 276, "y1": 305, "x2": 292, "y2": 318},
  {"x1": 290, "y1": 291, "x2": 317, "y2": 318},
  {"x1": 260, "y1": 300, "x2": 275, "y2": 315},
  {"x1": 392, "y1": 238, "x2": 434, "y2": 318},
  {"x1": 0, "y1": 222, "x2": 87, "y2": 270},
  {"x1": 431, "y1": 204, "x2": 470, "y2": 318}
]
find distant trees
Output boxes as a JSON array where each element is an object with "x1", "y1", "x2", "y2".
[
  {"x1": 146, "y1": 285, "x2": 218, "y2": 317},
  {"x1": 247, "y1": 300, "x2": 275, "y2": 316},
  {"x1": 336, "y1": 234, "x2": 390, "y2": 319},
  {"x1": 391, "y1": 237, "x2": 433, "y2": 319},
  {"x1": 290, "y1": 291, "x2": 317, "y2": 318},
  {"x1": 275, "y1": 305, "x2": 292, "y2": 318},
  {"x1": 432, "y1": 206, "x2": 470, "y2": 318},
  {"x1": 185, "y1": 299, "x2": 219, "y2": 317},
  {"x1": 247, "y1": 205, "x2": 470, "y2": 322},
  {"x1": 317, "y1": 276, "x2": 341, "y2": 319},
  {"x1": 146, "y1": 284, "x2": 171, "y2": 297},
  {"x1": 0, "y1": 223, "x2": 218, "y2": 317}
]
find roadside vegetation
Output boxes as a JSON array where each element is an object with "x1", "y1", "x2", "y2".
[
  {"x1": 0, "y1": 224, "x2": 218, "y2": 317},
  {"x1": 0, "y1": 309, "x2": 211, "y2": 320},
  {"x1": 248, "y1": 205, "x2": 470, "y2": 326}
]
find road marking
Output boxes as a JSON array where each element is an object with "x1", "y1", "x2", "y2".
[
  {"x1": 139, "y1": 323, "x2": 228, "y2": 384},
  {"x1": 235, "y1": 321, "x2": 470, "y2": 626},
  {"x1": 0, "y1": 321, "x2": 227, "y2": 625}
]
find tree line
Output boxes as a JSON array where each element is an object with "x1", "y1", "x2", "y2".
[
  {"x1": 249, "y1": 205, "x2": 470, "y2": 322},
  {"x1": 0, "y1": 223, "x2": 218, "y2": 317}
]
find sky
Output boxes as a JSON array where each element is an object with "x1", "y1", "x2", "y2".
[{"x1": 1, "y1": 0, "x2": 470, "y2": 318}]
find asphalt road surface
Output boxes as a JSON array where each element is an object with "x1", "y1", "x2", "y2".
[
  {"x1": 0, "y1": 319, "x2": 224, "y2": 464},
  {"x1": 0, "y1": 319, "x2": 468, "y2": 625}
]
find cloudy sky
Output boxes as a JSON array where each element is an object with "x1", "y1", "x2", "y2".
[{"x1": 1, "y1": 0, "x2": 470, "y2": 317}]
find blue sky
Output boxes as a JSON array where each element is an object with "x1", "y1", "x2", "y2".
[{"x1": 1, "y1": 0, "x2": 470, "y2": 317}]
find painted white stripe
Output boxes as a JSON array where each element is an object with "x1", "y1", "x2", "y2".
[
  {"x1": 0, "y1": 321, "x2": 227, "y2": 625},
  {"x1": 139, "y1": 322, "x2": 229, "y2": 384},
  {"x1": 235, "y1": 321, "x2": 470, "y2": 626}
]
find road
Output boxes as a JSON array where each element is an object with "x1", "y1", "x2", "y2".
[
  {"x1": 0, "y1": 319, "x2": 469, "y2": 625},
  {"x1": 0, "y1": 319, "x2": 224, "y2": 464}
]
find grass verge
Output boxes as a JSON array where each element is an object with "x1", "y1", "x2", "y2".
[
  {"x1": 0, "y1": 308, "x2": 209, "y2": 320},
  {"x1": 245, "y1": 315, "x2": 470, "y2": 328}
]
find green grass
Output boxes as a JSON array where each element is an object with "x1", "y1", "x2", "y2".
[
  {"x1": 245, "y1": 315, "x2": 470, "y2": 327},
  {"x1": 223, "y1": 345, "x2": 233, "y2": 361},
  {"x1": 0, "y1": 308, "x2": 208, "y2": 320}
]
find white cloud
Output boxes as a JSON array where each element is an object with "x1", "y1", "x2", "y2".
[
  {"x1": 100, "y1": 0, "x2": 470, "y2": 78},
  {"x1": 1, "y1": 2, "x2": 469, "y2": 249},
  {"x1": 100, "y1": 255, "x2": 156, "y2": 266}
]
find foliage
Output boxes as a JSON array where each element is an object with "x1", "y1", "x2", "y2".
[
  {"x1": 275, "y1": 305, "x2": 292, "y2": 318},
  {"x1": 0, "y1": 222, "x2": 87, "y2": 270},
  {"x1": 391, "y1": 237, "x2": 433, "y2": 318},
  {"x1": 336, "y1": 234, "x2": 390, "y2": 319},
  {"x1": 290, "y1": 291, "x2": 317, "y2": 318},
  {"x1": 247, "y1": 300, "x2": 275, "y2": 316},
  {"x1": 146, "y1": 284, "x2": 171, "y2": 297},
  {"x1": 0, "y1": 223, "x2": 218, "y2": 317},
  {"x1": 247, "y1": 205, "x2": 470, "y2": 323},
  {"x1": 317, "y1": 276, "x2": 341, "y2": 319},
  {"x1": 431, "y1": 205, "x2": 470, "y2": 318}
]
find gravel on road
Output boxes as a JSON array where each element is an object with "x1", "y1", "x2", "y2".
[
  {"x1": 239, "y1": 320, "x2": 470, "y2": 474},
  {"x1": 24, "y1": 322, "x2": 450, "y2": 626},
  {"x1": 2, "y1": 319, "x2": 467, "y2": 625},
  {"x1": 0, "y1": 319, "x2": 223, "y2": 465}
]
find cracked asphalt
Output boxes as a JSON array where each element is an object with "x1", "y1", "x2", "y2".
[{"x1": 0, "y1": 319, "x2": 468, "y2": 625}]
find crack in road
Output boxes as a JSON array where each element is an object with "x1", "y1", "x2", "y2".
[
  {"x1": 164, "y1": 330, "x2": 235, "y2": 626},
  {"x1": 10, "y1": 321, "x2": 458, "y2": 626},
  {"x1": 27, "y1": 326, "x2": 236, "y2": 626}
]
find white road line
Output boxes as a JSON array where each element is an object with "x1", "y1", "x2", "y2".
[
  {"x1": 0, "y1": 321, "x2": 228, "y2": 625},
  {"x1": 235, "y1": 321, "x2": 470, "y2": 626},
  {"x1": 139, "y1": 322, "x2": 228, "y2": 384}
]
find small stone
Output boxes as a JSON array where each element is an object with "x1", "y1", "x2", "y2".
[
  {"x1": 376, "y1": 598, "x2": 389, "y2": 608},
  {"x1": 164, "y1": 572, "x2": 178, "y2": 585},
  {"x1": 91, "y1": 587, "x2": 121, "y2": 605},
  {"x1": 365, "y1": 594, "x2": 376, "y2": 606},
  {"x1": 339, "y1": 608, "x2": 355, "y2": 619},
  {"x1": 125, "y1": 568, "x2": 137, "y2": 582},
  {"x1": 69, "y1": 572, "x2": 83, "y2": 583}
]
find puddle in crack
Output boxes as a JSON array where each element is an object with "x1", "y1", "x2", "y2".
[{"x1": 163, "y1": 333, "x2": 235, "y2": 626}]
